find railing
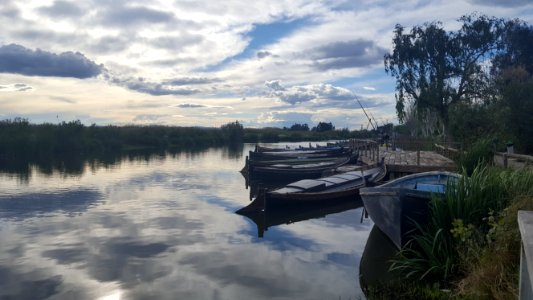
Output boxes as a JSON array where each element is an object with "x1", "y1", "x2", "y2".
[
  {"x1": 518, "y1": 211, "x2": 533, "y2": 299},
  {"x1": 495, "y1": 152, "x2": 533, "y2": 169},
  {"x1": 350, "y1": 139, "x2": 380, "y2": 164}
]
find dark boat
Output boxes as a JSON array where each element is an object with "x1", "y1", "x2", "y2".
[
  {"x1": 359, "y1": 171, "x2": 461, "y2": 249},
  {"x1": 264, "y1": 164, "x2": 386, "y2": 203},
  {"x1": 236, "y1": 197, "x2": 363, "y2": 237},
  {"x1": 248, "y1": 147, "x2": 351, "y2": 161},
  {"x1": 249, "y1": 155, "x2": 354, "y2": 181}
]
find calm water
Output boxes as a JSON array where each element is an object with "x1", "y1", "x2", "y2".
[{"x1": 0, "y1": 143, "x2": 374, "y2": 299}]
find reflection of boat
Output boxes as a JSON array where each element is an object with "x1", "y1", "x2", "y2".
[
  {"x1": 359, "y1": 225, "x2": 400, "y2": 290},
  {"x1": 359, "y1": 171, "x2": 460, "y2": 249},
  {"x1": 236, "y1": 198, "x2": 363, "y2": 237},
  {"x1": 265, "y1": 164, "x2": 386, "y2": 203}
]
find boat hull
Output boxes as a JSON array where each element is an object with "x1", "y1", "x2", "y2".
[{"x1": 360, "y1": 171, "x2": 460, "y2": 249}]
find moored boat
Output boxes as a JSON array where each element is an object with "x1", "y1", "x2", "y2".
[
  {"x1": 249, "y1": 155, "x2": 354, "y2": 181},
  {"x1": 264, "y1": 164, "x2": 386, "y2": 203},
  {"x1": 359, "y1": 171, "x2": 461, "y2": 249},
  {"x1": 248, "y1": 147, "x2": 351, "y2": 161}
]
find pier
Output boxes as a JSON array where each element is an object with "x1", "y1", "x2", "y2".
[{"x1": 350, "y1": 139, "x2": 457, "y2": 177}]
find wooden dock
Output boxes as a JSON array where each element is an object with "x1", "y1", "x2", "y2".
[{"x1": 350, "y1": 140, "x2": 457, "y2": 176}]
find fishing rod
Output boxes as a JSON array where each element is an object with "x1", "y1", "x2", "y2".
[{"x1": 355, "y1": 97, "x2": 377, "y2": 131}]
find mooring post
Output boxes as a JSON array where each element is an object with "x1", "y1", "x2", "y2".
[
  {"x1": 417, "y1": 150, "x2": 420, "y2": 166},
  {"x1": 503, "y1": 153, "x2": 508, "y2": 168}
]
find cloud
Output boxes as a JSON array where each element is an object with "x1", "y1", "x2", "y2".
[
  {"x1": 265, "y1": 81, "x2": 355, "y2": 104},
  {"x1": 164, "y1": 77, "x2": 221, "y2": 86},
  {"x1": 174, "y1": 103, "x2": 232, "y2": 109},
  {"x1": 176, "y1": 103, "x2": 206, "y2": 108},
  {"x1": 467, "y1": 0, "x2": 533, "y2": 7},
  {"x1": 109, "y1": 76, "x2": 200, "y2": 96},
  {"x1": 0, "y1": 44, "x2": 103, "y2": 78},
  {"x1": 257, "y1": 111, "x2": 314, "y2": 126},
  {"x1": 133, "y1": 114, "x2": 168, "y2": 122},
  {"x1": 150, "y1": 34, "x2": 204, "y2": 50},
  {"x1": 38, "y1": 1, "x2": 84, "y2": 18},
  {"x1": 362, "y1": 86, "x2": 376, "y2": 91},
  {"x1": 265, "y1": 80, "x2": 285, "y2": 91},
  {"x1": 309, "y1": 39, "x2": 388, "y2": 70},
  {"x1": 88, "y1": 35, "x2": 131, "y2": 54},
  {"x1": 0, "y1": 83, "x2": 32, "y2": 92},
  {"x1": 50, "y1": 96, "x2": 76, "y2": 104},
  {"x1": 257, "y1": 51, "x2": 273, "y2": 59},
  {"x1": 99, "y1": 6, "x2": 175, "y2": 26}
]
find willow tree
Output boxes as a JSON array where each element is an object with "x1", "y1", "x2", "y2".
[{"x1": 384, "y1": 14, "x2": 506, "y2": 136}]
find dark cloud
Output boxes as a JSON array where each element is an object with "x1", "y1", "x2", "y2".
[
  {"x1": 0, "y1": 44, "x2": 103, "y2": 78},
  {"x1": 0, "y1": 1, "x2": 20, "y2": 19},
  {"x1": 99, "y1": 6, "x2": 175, "y2": 26},
  {"x1": 257, "y1": 50, "x2": 272, "y2": 59},
  {"x1": 467, "y1": 0, "x2": 532, "y2": 7},
  {"x1": 310, "y1": 39, "x2": 387, "y2": 70},
  {"x1": 176, "y1": 103, "x2": 207, "y2": 108},
  {"x1": 38, "y1": 1, "x2": 84, "y2": 18},
  {"x1": 109, "y1": 76, "x2": 200, "y2": 96}
]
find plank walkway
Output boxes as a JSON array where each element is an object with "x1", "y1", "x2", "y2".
[{"x1": 359, "y1": 146, "x2": 457, "y2": 174}]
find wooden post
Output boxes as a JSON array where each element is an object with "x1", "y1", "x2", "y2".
[
  {"x1": 377, "y1": 145, "x2": 380, "y2": 164},
  {"x1": 417, "y1": 150, "x2": 420, "y2": 166},
  {"x1": 503, "y1": 153, "x2": 508, "y2": 168}
]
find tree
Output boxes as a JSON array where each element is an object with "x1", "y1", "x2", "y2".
[
  {"x1": 384, "y1": 14, "x2": 505, "y2": 135},
  {"x1": 221, "y1": 121, "x2": 243, "y2": 143},
  {"x1": 286, "y1": 123, "x2": 309, "y2": 131},
  {"x1": 312, "y1": 122, "x2": 335, "y2": 132},
  {"x1": 495, "y1": 67, "x2": 533, "y2": 153}
]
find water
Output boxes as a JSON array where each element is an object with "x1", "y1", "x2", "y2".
[{"x1": 0, "y1": 144, "x2": 374, "y2": 299}]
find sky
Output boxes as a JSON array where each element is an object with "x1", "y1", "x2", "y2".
[{"x1": 0, "y1": 0, "x2": 532, "y2": 129}]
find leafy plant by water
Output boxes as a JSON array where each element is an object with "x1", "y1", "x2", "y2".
[{"x1": 389, "y1": 165, "x2": 533, "y2": 287}]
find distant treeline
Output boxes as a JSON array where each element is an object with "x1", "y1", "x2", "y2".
[{"x1": 0, "y1": 118, "x2": 374, "y2": 160}]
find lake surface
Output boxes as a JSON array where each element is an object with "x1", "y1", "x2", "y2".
[{"x1": 0, "y1": 143, "x2": 374, "y2": 300}]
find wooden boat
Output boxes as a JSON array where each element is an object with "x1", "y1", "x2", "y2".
[
  {"x1": 264, "y1": 164, "x2": 386, "y2": 203},
  {"x1": 359, "y1": 171, "x2": 461, "y2": 249},
  {"x1": 236, "y1": 198, "x2": 363, "y2": 237},
  {"x1": 248, "y1": 147, "x2": 351, "y2": 161},
  {"x1": 254, "y1": 144, "x2": 290, "y2": 152},
  {"x1": 249, "y1": 155, "x2": 354, "y2": 181}
]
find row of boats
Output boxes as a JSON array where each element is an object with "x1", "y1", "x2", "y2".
[{"x1": 237, "y1": 143, "x2": 460, "y2": 250}]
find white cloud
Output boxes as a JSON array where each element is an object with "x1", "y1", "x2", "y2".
[{"x1": 1, "y1": 0, "x2": 532, "y2": 127}]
